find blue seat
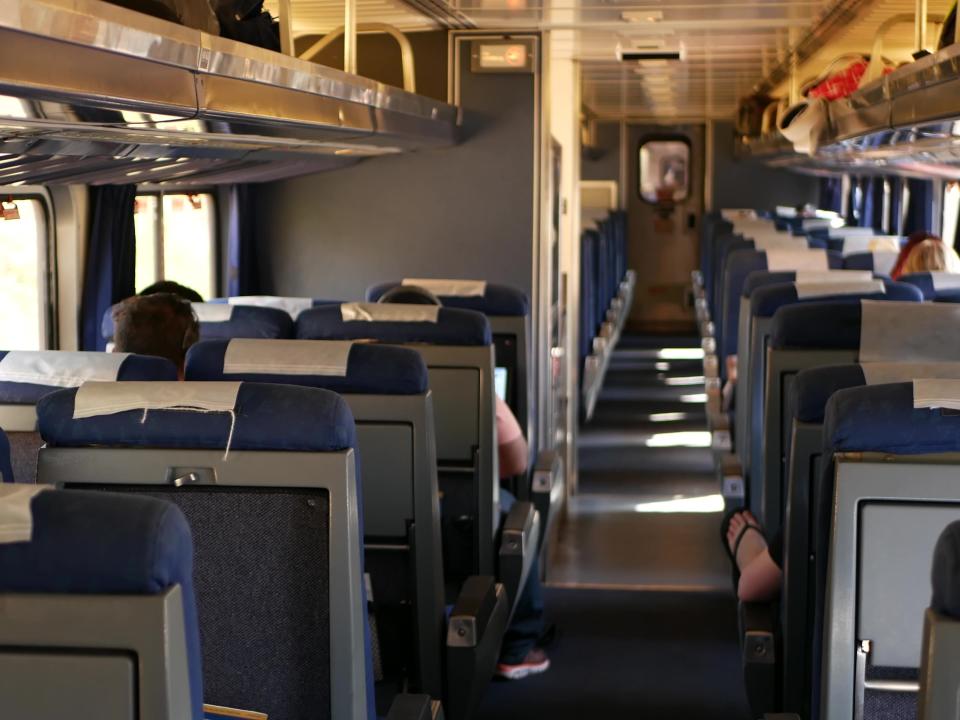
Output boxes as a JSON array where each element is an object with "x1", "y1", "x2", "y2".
[
  {"x1": 366, "y1": 281, "x2": 529, "y2": 317},
  {"x1": 102, "y1": 303, "x2": 294, "y2": 342},
  {"x1": 209, "y1": 296, "x2": 341, "y2": 319},
  {"x1": 37, "y1": 381, "x2": 375, "y2": 720},
  {"x1": 842, "y1": 250, "x2": 899, "y2": 275},
  {"x1": 0, "y1": 488, "x2": 202, "y2": 719},
  {"x1": 297, "y1": 305, "x2": 490, "y2": 346},
  {"x1": 899, "y1": 272, "x2": 960, "y2": 300}
]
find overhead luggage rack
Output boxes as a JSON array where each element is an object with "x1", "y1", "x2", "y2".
[{"x1": 0, "y1": 0, "x2": 460, "y2": 184}]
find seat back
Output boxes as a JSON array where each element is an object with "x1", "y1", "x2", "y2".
[
  {"x1": 212, "y1": 295, "x2": 340, "y2": 319},
  {"x1": 36, "y1": 381, "x2": 372, "y2": 720},
  {"x1": 0, "y1": 488, "x2": 201, "y2": 720},
  {"x1": 296, "y1": 303, "x2": 498, "y2": 578},
  {"x1": 819, "y1": 383, "x2": 960, "y2": 720},
  {"x1": 842, "y1": 250, "x2": 899, "y2": 275},
  {"x1": 0, "y1": 351, "x2": 177, "y2": 483},
  {"x1": 919, "y1": 521, "x2": 960, "y2": 720},
  {"x1": 102, "y1": 303, "x2": 294, "y2": 342},
  {"x1": 899, "y1": 272, "x2": 960, "y2": 300},
  {"x1": 185, "y1": 338, "x2": 446, "y2": 698}
]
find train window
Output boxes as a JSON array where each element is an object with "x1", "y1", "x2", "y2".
[
  {"x1": 0, "y1": 198, "x2": 48, "y2": 350},
  {"x1": 639, "y1": 139, "x2": 690, "y2": 203},
  {"x1": 943, "y1": 182, "x2": 960, "y2": 248},
  {"x1": 134, "y1": 192, "x2": 216, "y2": 299}
]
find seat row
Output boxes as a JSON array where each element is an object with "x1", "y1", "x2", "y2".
[
  {"x1": 0, "y1": 278, "x2": 559, "y2": 720},
  {"x1": 580, "y1": 210, "x2": 635, "y2": 421},
  {"x1": 696, "y1": 209, "x2": 960, "y2": 720}
]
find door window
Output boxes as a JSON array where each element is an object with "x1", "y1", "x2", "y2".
[
  {"x1": 0, "y1": 198, "x2": 49, "y2": 349},
  {"x1": 639, "y1": 139, "x2": 690, "y2": 203}
]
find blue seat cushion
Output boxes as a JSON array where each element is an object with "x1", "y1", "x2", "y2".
[
  {"x1": 932, "y1": 520, "x2": 960, "y2": 618},
  {"x1": 750, "y1": 280, "x2": 921, "y2": 319},
  {"x1": 297, "y1": 305, "x2": 492, "y2": 346},
  {"x1": 0, "y1": 352, "x2": 178, "y2": 405},
  {"x1": 365, "y1": 282, "x2": 530, "y2": 317},
  {"x1": 770, "y1": 302, "x2": 866, "y2": 350},
  {"x1": 792, "y1": 365, "x2": 867, "y2": 423},
  {"x1": 185, "y1": 340, "x2": 429, "y2": 395},
  {"x1": 0, "y1": 427, "x2": 12, "y2": 483},
  {"x1": 37, "y1": 382, "x2": 356, "y2": 452},
  {"x1": 0, "y1": 489, "x2": 202, "y2": 719},
  {"x1": 102, "y1": 305, "x2": 294, "y2": 341}
]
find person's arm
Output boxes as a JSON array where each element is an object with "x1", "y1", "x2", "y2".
[{"x1": 496, "y1": 397, "x2": 528, "y2": 478}]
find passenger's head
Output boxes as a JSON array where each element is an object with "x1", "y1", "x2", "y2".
[
  {"x1": 112, "y1": 293, "x2": 199, "y2": 376},
  {"x1": 901, "y1": 239, "x2": 960, "y2": 275},
  {"x1": 892, "y1": 231, "x2": 940, "y2": 279},
  {"x1": 139, "y1": 280, "x2": 203, "y2": 303},
  {"x1": 377, "y1": 285, "x2": 442, "y2": 306}
]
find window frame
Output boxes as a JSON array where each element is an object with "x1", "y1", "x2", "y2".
[
  {"x1": 636, "y1": 134, "x2": 693, "y2": 204},
  {"x1": 0, "y1": 190, "x2": 57, "y2": 350},
  {"x1": 134, "y1": 188, "x2": 221, "y2": 299}
]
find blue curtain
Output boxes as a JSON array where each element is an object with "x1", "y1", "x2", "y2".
[
  {"x1": 80, "y1": 185, "x2": 137, "y2": 351},
  {"x1": 904, "y1": 178, "x2": 934, "y2": 234},
  {"x1": 861, "y1": 178, "x2": 884, "y2": 231},
  {"x1": 819, "y1": 177, "x2": 843, "y2": 212},
  {"x1": 227, "y1": 184, "x2": 265, "y2": 296},
  {"x1": 847, "y1": 178, "x2": 862, "y2": 226}
]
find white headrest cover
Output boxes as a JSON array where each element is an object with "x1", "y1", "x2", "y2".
[
  {"x1": 228, "y1": 296, "x2": 313, "y2": 319},
  {"x1": 929, "y1": 273, "x2": 960, "y2": 292},
  {"x1": 764, "y1": 249, "x2": 828, "y2": 271},
  {"x1": 224, "y1": 339, "x2": 354, "y2": 377},
  {"x1": 0, "y1": 485, "x2": 51, "y2": 544},
  {"x1": 860, "y1": 300, "x2": 960, "y2": 363},
  {"x1": 341, "y1": 303, "x2": 440, "y2": 323},
  {"x1": 913, "y1": 379, "x2": 960, "y2": 410},
  {"x1": 794, "y1": 280, "x2": 885, "y2": 299},
  {"x1": 861, "y1": 362, "x2": 960, "y2": 385},
  {"x1": 192, "y1": 303, "x2": 234, "y2": 323},
  {"x1": 73, "y1": 381, "x2": 241, "y2": 419},
  {"x1": 401, "y1": 279, "x2": 486, "y2": 297},
  {"x1": 0, "y1": 351, "x2": 129, "y2": 388},
  {"x1": 794, "y1": 271, "x2": 872, "y2": 283}
]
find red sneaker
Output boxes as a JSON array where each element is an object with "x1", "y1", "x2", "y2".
[{"x1": 495, "y1": 648, "x2": 551, "y2": 680}]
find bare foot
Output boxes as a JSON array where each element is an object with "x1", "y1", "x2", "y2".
[{"x1": 726, "y1": 511, "x2": 767, "y2": 571}]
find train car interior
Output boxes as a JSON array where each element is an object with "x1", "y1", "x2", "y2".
[{"x1": 6, "y1": 0, "x2": 960, "y2": 718}]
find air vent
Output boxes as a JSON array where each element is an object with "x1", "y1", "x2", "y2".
[{"x1": 618, "y1": 49, "x2": 683, "y2": 62}]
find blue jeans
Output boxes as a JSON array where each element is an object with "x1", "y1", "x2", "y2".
[{"x1": 498, "y1": 488, "x2": 545, "y2": 664}]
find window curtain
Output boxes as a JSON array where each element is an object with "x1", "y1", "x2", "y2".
[
  {"x1": 819, "y1": 177, "x2": 843, "y2": 213},
  {"x1": 79, "y1": 185, "x2": 137, "y2": 351},
  {"x1": 227, "y1": 184, "x2": 265, "y2": 296},
  {"x1": 890, "y1": 178, "x2": 904, "y2": 235},
  {"x1": 861, "y1": 177, "x2": 884, "y2": 231},
  {"x1": 847, "y1": 177, "x2": 863, "y2": 226},
  {"x1": 904, "y1": 178, "x2": 934, "y2": 234}
]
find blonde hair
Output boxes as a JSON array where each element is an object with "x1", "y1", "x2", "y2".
[{"x1": 901, "y1": 239, "x2": 960, "y2": 275}]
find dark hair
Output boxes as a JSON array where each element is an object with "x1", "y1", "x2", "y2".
[
  {"x1": 377, "y1": 285, "x2": 442, "y2": 306},
  {"x1": 112, "y1": 293, "x2": 199, "y2": 371},
  {"x1": 139, "y1": 280, "x2": 204, "y2": 303}
]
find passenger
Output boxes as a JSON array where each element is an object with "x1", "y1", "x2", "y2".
[
  {"x1": 890, "y1": 231, "x2": 940, "y2": 279},
  {"x1": 112, "y1": 293, "x2": 199, "y2": 377},
  {"x1": 139, "y1": 280, "x2": 204, "y2": 303},
  {"x1": 900, "y1": 238, "x2": 960, "y2": 275},
  {"x1": 724, "y1": 510, "x2": 782, "y2": 603},
  {"x1": 377, "y1": 285, "x2": 551, "y2": 680}
]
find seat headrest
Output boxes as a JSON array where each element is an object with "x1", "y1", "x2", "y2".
[
  {"x1": 102, "y1": 303, "x2": 294, "y2": 341},
  {"x1": 842, "y1": 251, "x2": 899, "y2": 275},
  {"x1": 185, "y1": 339, "x2": 429, "y2": 395},
  {"x1": 366, "y1": 281, "x2": 529, "y2": 317},
  {"x1": 741, "y1": 270, "x2": 874, "y2": 299},
  {"x1": 824, "y1": 381, "x2": 960, "y2": 455},
  {"x1": 38, "y1": 382, "x2": 356, "y2": 452},
  {"x1": 750, "y1": 279, "x2": 919, "y2": 318},
  {"x1": 296, "y1": 305, "x2": 492, "y2": 346},
  {"x1": 899, "y1": 272, "x2": 960, "y2": 300},
  {"x1": 0, "y1": 351, "x2": 178, "y2": 404},
  {"x1": 932, "y1": 520, "x2": 960, "y2": 619},
  {"x1": 0, "y1": 488, "x2": 202, "y2": 715},
  {"x1": 212, "y1": 296, "x2": 338, "y2": 319}
]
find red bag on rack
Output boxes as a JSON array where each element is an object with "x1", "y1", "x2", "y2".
[{"x1": 806, "y1": 58, "x2": 893, "y2": 101}]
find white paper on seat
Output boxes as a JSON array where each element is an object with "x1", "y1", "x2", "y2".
[
  {"x1": 752, "y1": 236, "x2": 805, "y2": 250},
  {"x1": 191, "y1": 303, "x2": 234, "y2": 323},
  {"x1": 341, "y1": 302, "x2": 440, "y2": 323},
  {"x1": 224, "y1": 339, "x2": 354, "y2": 377},
  {"x1": 764, "y1": 249, "x2": 829, "y2": 271},
  {"x1": 862, "y1": 362, "x2": 960, "y2": 385},
  {"x1": 73, "y1": 381, "x2": 242, "y2": 419},
  {"x1": 913, "y1": 379, "x2": 960, "y2": 410},
  {"x1": 929, "y1": 273, "x2": 960, "y2": 292},
  {"x1": 0, "y1": 484, "x2": 51, "y2": 543},
  {"x1": 794, "y1": 280, "x2": 885, "y2": 299},
  {"x1": 794, "y1": 270, "x2": 872, "y2": 283},
  {"x1": 860, "y1": 300, "x2": 960, "y2": 363},
  {"x1": 0, "y1": 351, "x2": 129, "y2": 388},
  {"x1": 227, "y1": 296, "x2": 313, "y2": 319},
  {"x1": 401, "y1": 278, "x2": 486, "y2": 297}
]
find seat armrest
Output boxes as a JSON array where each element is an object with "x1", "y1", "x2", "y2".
[
  {"x1": 386, "y1": 694, "x2": 444, "y2": 720},
  {"x1": 445, "y1": 577, "x2": 509, "y2": 720},
  {"x1": 740, "y1": 601, "x2": 779, "y2": 718},
  {"x1": 498, "y1": 501, "x2": 540, "y2": 618},
  {"x1": 531, "y1": 449, "x2": 564, "y2": 559}
]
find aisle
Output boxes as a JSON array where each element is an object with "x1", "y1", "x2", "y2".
[{"x1": 476, "y1": 334, "x2": 750, "y2": 720}]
